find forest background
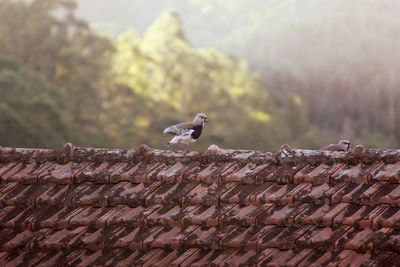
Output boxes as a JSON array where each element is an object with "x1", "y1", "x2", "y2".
[{"x1": 1, "y1": 0, "x2": 399, "y2": 150}]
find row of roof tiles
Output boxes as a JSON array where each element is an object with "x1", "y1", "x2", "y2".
[
  {"x1": 1, "y1": 144, "x2": 400, "y2": 266},
  {"x1": 2, "y1": 158, "x2": 400, "y2": 185},
  {"x1": 1, "y1": 202, "x2": 400, "y2": 230},
  {"x1": 1, "y1": 224, "x2": 399, "y2": 254},
  {"x1": 2, "y1": 180, "x2": 400, "y2": 209},
  {"x1": 2, "y1": 247, "x2": 397, "y2": 267}
]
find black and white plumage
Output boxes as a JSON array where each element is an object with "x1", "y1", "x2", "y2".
[
  {"x1": 321, "y1": 140, "x2": 351, "y2": 152},
  {"x1": 163, "y1": 113, "x2": 208, "y2": 151}
]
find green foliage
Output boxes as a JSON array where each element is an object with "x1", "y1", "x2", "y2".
[
  {"x1": 0, "y1": 56, "x2": 90, "y2": 147},
  {"x1": 188, "y1": 0, "x2": 400, "y2": 148},
  {"x1": 0, "y1": 0, "x2": 111, "y2": 148},
  {"x1": 106, "y1": 10, "x2": 312, "y2": 150},
  {"x1": 2, "y1": 0, "x2": 394, "y2": 150}
]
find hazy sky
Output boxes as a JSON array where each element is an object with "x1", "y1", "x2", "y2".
[{"x1": 75, "y1": 0, "x2": 220, "y2": 47}]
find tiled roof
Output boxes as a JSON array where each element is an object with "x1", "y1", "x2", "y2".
[{"x1": 1, "y1": 143, "x2": 400, "y2": 266}]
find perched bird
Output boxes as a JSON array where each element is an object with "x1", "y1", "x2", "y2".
[
  {"x1": 163, "y1": 113, "x2": 209, "y2": 151},
  {"x1": 321, "y1": 140, "x2": 351, "y2": 152}
]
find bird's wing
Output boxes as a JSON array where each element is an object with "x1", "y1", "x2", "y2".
[
  {"x1": 181, "y1": 129, "x2": 195, "y2": 137},
  {"x1": 163, "y1": 122, "x2": 193, "y2": 135},
  {"x1": 321, "y1": 144, "x2": 343, "y2": 151},
  {"x1": 321, "y1": 144, "x2": 333, "y2": 150}
]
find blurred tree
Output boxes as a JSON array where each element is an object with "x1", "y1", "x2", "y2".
[
  {"x1": 6, "y1": 0, "x2": 395, "y2": 151},
  {"x1": 108, "y1": 10, "x2": 312, "y2": 150},
  {"x1": 188, "y1": 0, "x2": 400, "y2": 148},
  {"x1": 0, "y1": 0, "x2": 114, "y2": 147},
  {"x1": 0, "y1": 55, "x2": 91, "y2": 147},
  {"x1": 0, "y1": 0, "x2": 113, "y2": 146}
]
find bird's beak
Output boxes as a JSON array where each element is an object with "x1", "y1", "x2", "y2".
[{"x1": 205, "y1": 118, "x2": 209, "y2": 123}]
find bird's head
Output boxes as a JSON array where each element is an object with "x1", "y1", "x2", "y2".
[
  {"x1": 339, "y1": 140, "x2": 351, "y2": 151},
  {"x1": 194, "y1": 113, "x2": 208, "y2": 125}
]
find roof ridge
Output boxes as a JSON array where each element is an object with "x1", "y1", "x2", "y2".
[{"x1": 0, "y1": 143, "x2": 400, "y2": 165}]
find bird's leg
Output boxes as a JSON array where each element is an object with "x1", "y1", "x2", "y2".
[{"x1": 182, "y1": 144, "x2": 187, "y2": 153}]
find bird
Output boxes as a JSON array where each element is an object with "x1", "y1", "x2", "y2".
[
  {"x1": 163, "y1": 113, "x2": 208, "y2": 152},
  {"x1": 321, "y1": 140, "x2": 351, "y2": 152}
]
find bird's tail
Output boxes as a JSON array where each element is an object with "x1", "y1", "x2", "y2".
[{"x1": 166, "y1": 142, "x2": 170, "y2": 146}]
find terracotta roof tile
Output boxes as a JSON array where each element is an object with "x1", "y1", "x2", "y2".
[
  {"x1": 338, "y1": 250, "x2": 372, "y2": 267},
  {"x1": 233, "y1": 162, "x2": 270, "y2": 183},
  {"x1": 299, "y1": 227, "x2": 336, "y2": 250},
  {"x1": 187, "y1": 225, "x2": 237, "y2": 249},
  {"x1": 252, "y1": 183, "x2": 294, "y2": 204},
  {"x1": 377, "y1": 229, "x2": 400, "y2": 252},
  {"x1": 375, "y1": 206, "x2": 400, "y2": 229},
  {"x1": 256, "y1": 162, "x2": 308, "y2": 184},
  {"x1": 141, "y1": 248, "x2": 180, "y2": 266},
  {"x1": 144, "y1": 163, "x2": 171, "y2": 183},
  {"x1": 176, "y1": 248, "x2": 213, "y2": 266},
  {"x1": 127, "y1": 226, "x2": 165, "y2": 249},
  {"x1": 332, "y1": 205, "x2": 361, "y2": 226},
  {"x1": 257, "y1": 203, "x2": 307, "y2": 226},
  {"x1": 285, "y1": 248, "x2": 314, "y2": 266},
  {"x1": 232, "y1": 182, "x2": 273, "y2": 205},
  {"x1": 5, "y1": 206, "x2": 60, "y2": 231},
  {"x1": 93, "y1": 205, "x2": 132, "y2": 228},
  {"x1": 220, "y1": 204, "x2": 260, "y2": 226},
  {"x1": 35, "y1": 250, "x2": 65, "y2": 266},
  {"x1": 145, "y1": 225, "x2": 198, "y2": 249},
  {"x1": 370, "y1": 162, "x2": 397, "y2": 182},
  {"x1": 181, "y1": 203, "x2": 237, "y2": 227},
  {"x1": 370, "y1": 183, "x2": 400, "y2": 206},
  {"x1": 0, "y1": 162, "x2": 19, "y2": 177},
  {"x1": 36, "y1": 183, "x2": 68, "y2": 206},
  {"x1": 182, "y1": 182, "x2": 233, "y2": 206},
  {"x1": 330, "y1": 163, "x2": 360, "y2": 184},
  {"x1": 196, "y1": 162, "x2": 232, "y2": 184},
  {"x1": 1, "y1": 144, "x2": 400, "y2": 265},
  {"x1": 75, "y1": 161, "x2": 127, "y2": 183},
  {"x1": 8, "y1": 183, "x2": 49, "y2": 207},
  {"x1": 37, "y1": 161, "x2": 89, "y2": 184},
  {"x1": 377, "y1": 184, "x2": 400, "y2": 206},
  {"x1": 298, "y1": 182, "x2": 346, "y2": 205},
  {"x1": 258, "y1": 248, "x2": 297, "y2": 266},
  {"x1": 156, "y1": 161, "x2": 200, "y2": 183},
  {"x1": 39, "y1": 206, "x2": 76, "y2": 228},
  {"x1": 219, "y1": 225, "x2": 261, "y2": 249},
  {"x1": 69, "y1": 249, "x2": 103, "y2": 266},
  {"x1": 262, "y1": 225, "x2": 312, "y2": 250},
  {"x1": 330, "y1": 162, "x2": 387, "y2": 184},
  {"x1": 0, "y1": 182, "x2": 27, "y2": 206},
  {"x1": 359, "y1": 182, "x2": 384, "y2": 205},
  {"x1": 144, "y1": 204, "x2": 182, "y2": 226},
  {"x1": 111, "y1": 162, "x2": 164, "y2": 183},
  {"x1": 207, "y1": 248, "x2": 238, "y2": 265},
  {"x1": 144, "y1": 182, "x2": 198, "y2": 206},
  {"x1": 110, "y1": 181, "x2": 160, "y2": 207},
  {"x1": 113, "y1": 250, "x2": 148, "y2": 266},
  {"x1": 219, "y1": 248, "x2": 261, "y2": 265},
  {"x1": 366, "y1": 227, "x2": 392, "y2": 251},
  {"x1": 69, "y1": 183, "x2": 108, "y2": 207},
  {"x1": 1, "y1": 161, "x2": 37, "y2": 184},
  {"x1": 181, "y1": 226, "x2": 217, "y2": 248},
  {"x1": 379, "y1": 161, "x2": 400, "y2": 183},
  {"x1": 294, "y1": 162, "x2": 346, "y2": 185}
]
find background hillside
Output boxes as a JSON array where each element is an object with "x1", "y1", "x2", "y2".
[{"x1": 1, "y1": 0, "x2": 399, "y2": 150}]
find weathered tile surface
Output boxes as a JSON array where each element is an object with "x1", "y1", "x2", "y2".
[{"x1": 0, "y1": 144, "x2": 400, "y2": 265}]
